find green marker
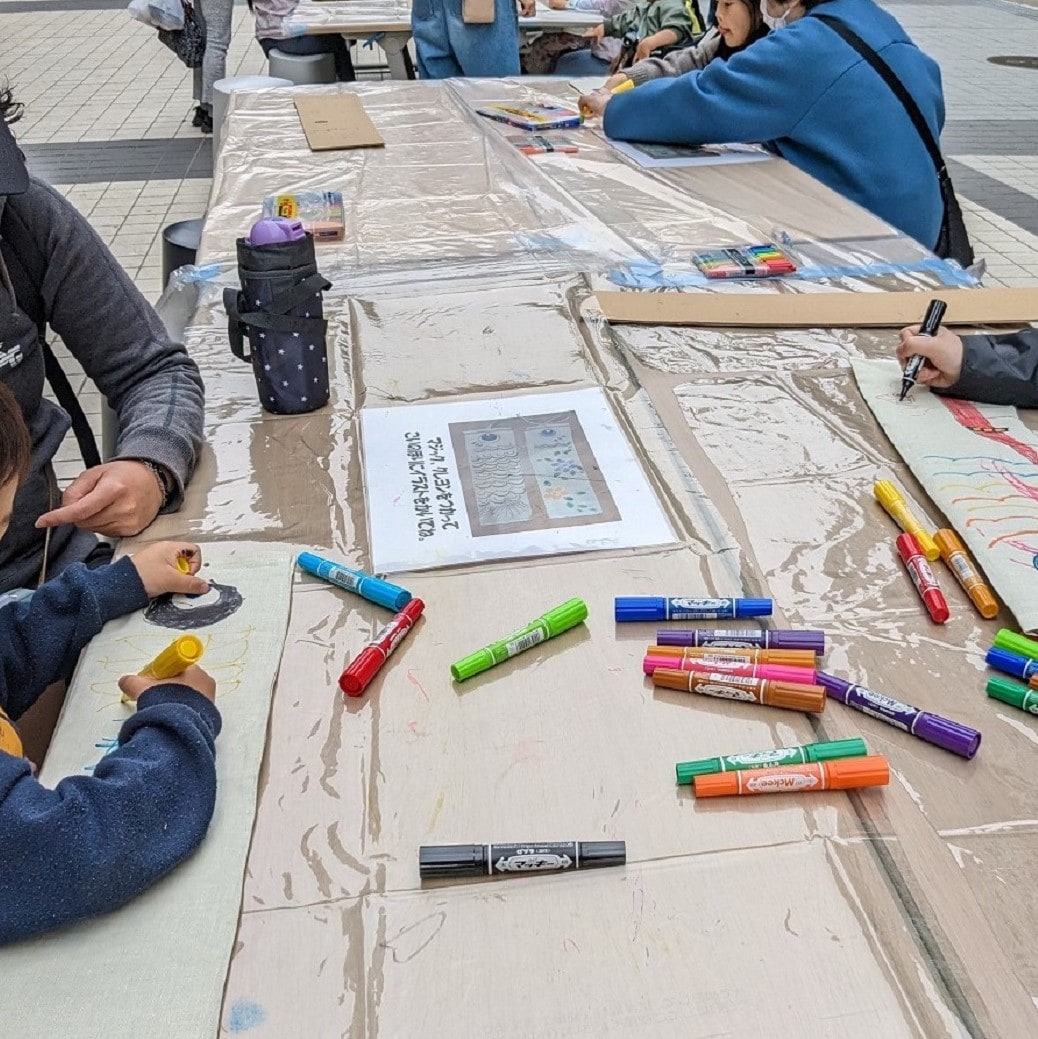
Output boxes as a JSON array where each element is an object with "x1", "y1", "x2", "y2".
[
  {"x1": 450, "y1": 598, "x2": 588, "y2": 682},
  {"x1": 675, "y1": 738, "x2": 868, "y2": 785},
  {"x1": 993, "y1": 628, "x2": 1038, "y2": 663},
  {"x1": 987, "y1": 676, "x2": 1038, "y2": 716}
]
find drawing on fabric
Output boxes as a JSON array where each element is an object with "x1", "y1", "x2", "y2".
[
  {"x1": 81, "y1": 626, "x2": 255, "y2": 770},
  {"x1": 145, "y1": 582, "x2": 244, "y2": 629},
  {"x1": 852, "y1": 358, "x2": 1038, "y2": 629},
  {"x1": 449, "y1": 411, "x2": 621, "y2": 536}
]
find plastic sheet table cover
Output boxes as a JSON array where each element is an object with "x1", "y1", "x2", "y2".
[{"x1": 143, "y1": 78, "x2": 1038, "y2": 1037}]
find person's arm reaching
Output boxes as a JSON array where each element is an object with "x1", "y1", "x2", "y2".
[
  {"x1": 5, "y1": 180, "x2": 205, "y2": 536},
  {"x1": 897, "y1": 325, "x2": 1038, "y2": 408},
  {"x1": 0, "y1": 669, "x2": 221, "y2": 945}
]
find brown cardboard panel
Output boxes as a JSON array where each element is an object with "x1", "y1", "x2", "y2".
[
  {"x1": 294, "y1": 94, "x2": 385, "y2": 152},
  {"x1": 595, "y1": 286, "x2": 1038, "y2": 328}
]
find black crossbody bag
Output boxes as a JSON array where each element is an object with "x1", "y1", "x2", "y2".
[{"x1": 815, "y1": 14, "x2": 975, "y2": 269}]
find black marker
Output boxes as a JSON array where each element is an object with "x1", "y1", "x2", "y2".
[
  {"x1": 899, "y1": 298, "x2": 948, "y2": 401},
  {"x1": 419, "y1": 841, "x2": 626, "y2": 880}
]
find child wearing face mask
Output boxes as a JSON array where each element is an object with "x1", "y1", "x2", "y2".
[{"x1": 580, "y1": 0, "x2": 766, "y2": 110}]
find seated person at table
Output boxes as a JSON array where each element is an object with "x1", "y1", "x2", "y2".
[
  {"x1": 0, "y1": 386, "x2": 221, "y2": 945},
  {"x1": 555, "y1": 0, "x2": 704, "y2": 77},
  {"x1": 521, "y1": 0, "x2": 636, "y2": 76},
  {"x1": 581, "y1": 0, "x2": 947, "y2": 254},
  {"x1": 0, "y1": 89, "x2": 205, "y2": 596},
  {"x1": 897, "y1": 325, "x2": 1038, "y2": 408},
  {"x1": 580, "y1": 0, "x2": 765, "y2": 105},
  {"x1": 249, "y1": 0, "x2": 356, "y2": 82}
]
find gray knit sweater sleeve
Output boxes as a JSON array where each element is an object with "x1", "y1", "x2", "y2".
[
  {"x1": 23, "y1": 178, "x2": 204, "y2": 506},
  {"x1": 625, "y1": 28, "x2": 722, "y2": 85}
]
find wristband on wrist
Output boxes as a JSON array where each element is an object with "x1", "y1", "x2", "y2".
[{"x1": 134, "y1": 459, "x2": 175, "y2": 509}]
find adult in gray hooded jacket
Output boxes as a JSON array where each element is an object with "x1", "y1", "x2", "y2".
[{"x1": 0, "y1": 91, "x2": 204, "y2": 594}]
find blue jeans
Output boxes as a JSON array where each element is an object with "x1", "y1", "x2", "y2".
[
  {"x1": 412, "y1": 0, "x2": 521, "y2": 78},
  {"x1": 554, "y1": 49, "x2": 610, "y2": 77}
]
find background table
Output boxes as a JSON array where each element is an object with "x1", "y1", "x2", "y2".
[{"x1": 147, "y1": 78, "x2": 1038, "y2": 1036}]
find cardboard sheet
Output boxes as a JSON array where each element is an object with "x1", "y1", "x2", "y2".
[
  {"x1": 595, "y1": 285, "x2": 1038, "y2": 328},
  {"x1": 294, "y1": 93, "x2": 385, "y2": 152}
]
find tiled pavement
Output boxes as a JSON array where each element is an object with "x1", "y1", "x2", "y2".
[{"x1": 0, "y1": 0, "x2": 1037, "y2": 476}]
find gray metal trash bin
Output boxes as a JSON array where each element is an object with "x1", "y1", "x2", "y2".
[
  {"x1": 161, "y1": 217, "x2": 205, "y2": 287},
  {"x1": 268, "y1": 48, "x2": 336, "y2": 85}
]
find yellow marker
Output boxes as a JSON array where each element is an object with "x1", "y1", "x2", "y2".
[
  {"x1": 610, "y1": 79, "x2": 635, "y2": 95},
  {"x1": 933, "y1": 529, "x2": 999, "y2": 619},
  {"x1": 873, "y1": 480, "x2": 940, "y2": 561},
  {"x1": 123, "y1": 635, "x2": 205, "y2": 704},
  {"x1": 0, "y1": 706, "x2": 24, "y2": 758},
  {"x1": 175, "y1": 553, "x2": 191, "y2": 574}
]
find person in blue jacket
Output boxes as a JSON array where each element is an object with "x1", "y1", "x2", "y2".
[
  {"x1": 413, "y1": 0, "x2": 536, "y2": 78},
  {"x1": 585, "y1": 0, "x2": 946, "y2": 251},
  {"x1": 0, "y1": 383, "x2": 222, "y2": 945}
]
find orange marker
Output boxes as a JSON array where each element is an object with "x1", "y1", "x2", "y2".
[
  {"x1": 693, "y1": 756, "x2": 889, "y2": 798},
  {"x1": 647, "y1": 645, "x2": 817, "y2": 668},
  {"x1": 932, "y1": 530, "x2": 998, "y2": 619},
  {"x1": 652, "y1": 667, "x2": 826, "y2": 713}
]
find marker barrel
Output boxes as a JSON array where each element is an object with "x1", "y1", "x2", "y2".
[
  {"x1": 874, "y1": 481, "x2": 940, "y2": 561},
  {"x1": 985, "y1": 647, "x2": 1038, "y2": 683},
  {"x1": 675, "y1": 738, "x2": 867, "y2": 784},
  {"x1": 655, "y1": 628, "x2": 825, "y2": 653},
  {"x1": 450, "y1": 598, "x2": 587, "y2": 682},
  {"x1": 993, "y1": 628, "x2": 1038, "y2": 663},
  {"x1": 653, "y1": 668, "x2": 826, "y2": 713},
  {"x1": 693, "y1": 756, "x2": 889, "y2": 798},
  {"x1": 642, "y1": 655, "x2": 816, "y2": 685},
  {"x1": 987, "y1": 676, "x2": 1038, "y2": 715},
  {"x1": 648, "y1": 645, "x2": 817, "y2": 668},
  {"x1": 933, "y1": 529, "x2": 998, "y2": 619},
  {"x1": 339, "y1": 598, "x2": 424, "y2": 697},
  {"x1": 297, "y1": 551, "x2": 412, "y2": 612},
  {"x1": 896, "y1": 533, "x2": 949, "y2": 624},
  {"x1": 818, "y1": 671, "x2": 981, "y2": 758},
  {"x1": 614, "y1": 597, "x2": 772, "y2": 622},
  {"x1": 419, "y1": 841, "x2": 626, "y2": 880}
]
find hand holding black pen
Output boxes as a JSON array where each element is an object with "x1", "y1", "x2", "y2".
[{"x1": 898, "y1": 299, "x2": 948, "y2": 400}]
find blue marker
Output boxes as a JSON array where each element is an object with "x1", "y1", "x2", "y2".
[
  {"x1": 297, "y1": 552, "x2": 412, "y2": 612},
  {"x1": 614, "y1": 597, "x2": 772, "y2": 622},
  {"x1": 986, "y1": 647, "x2": 1038, "y2": 683}
]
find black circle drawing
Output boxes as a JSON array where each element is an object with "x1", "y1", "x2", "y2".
[{"x1": 144, "y1": 582, "x2": 244, "y2": 631}]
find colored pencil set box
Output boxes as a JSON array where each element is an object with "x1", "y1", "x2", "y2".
[
  {"x1": 476, "y1": 102, "x2": 582, "y2": 131},
  {"x1": 692, "y1": 243, "x2": 797, "y2": 279},
  {"x1": 506, "y1": 133, "x2": 579, "y2": 156},
  {"x1": 262, "y1": 191, "x2": 345, "y2": 242}
]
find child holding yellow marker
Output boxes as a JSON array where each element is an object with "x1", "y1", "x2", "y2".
[{"x1": 0, "y1": 384, "x2": 221, "y2": 945}]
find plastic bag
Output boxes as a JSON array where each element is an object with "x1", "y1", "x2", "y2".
[{"x1": 127, "y1": 0, "x2": 184, "y2": 31}]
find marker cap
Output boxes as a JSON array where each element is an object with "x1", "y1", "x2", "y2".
[
  {"x1": 614, "y1": 597, "x2": 666, "y2": 622},
  {"x1": 734, "y1": 599, "x2": 773, "y2": 618},
  {"x1": 419, "y1": 844, "x2": 487, "y2": 879},
  {"x1": 766, "y1": 681, "x2": 827, "y2": 713},
  {"x1": 993, "y1": 628, "x2": 1038, "y2": 663},
  {"x1": 450, "y1": 651, "x2": 490, "y2": 683},
  {"x1": 985, "y1": 647, "x2": 1033, "y2": 681},
  {"x1": 914, "y1": 712, "x2": 982, "y2": 759},
  {"x1": 543, "y1": 597, "x2": 589, "y2": 636},
  {"x1": 826, "y1": 755, "x2": 890, "y2": 790},
  {"x1": 987, "y1": 676, "x2": 1038, "y2": 713}
]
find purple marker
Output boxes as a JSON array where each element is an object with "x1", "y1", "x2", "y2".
[
  {"x1": 818, "y1": 672, "x2": 981, "y2": 760},
  {"x1": 656, "y1": 628, "x2": 824, "y2": 654}
]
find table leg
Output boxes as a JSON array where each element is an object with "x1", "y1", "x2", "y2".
[{"x1": 379, "y1": 32, "x2": 415, "y2": 80}]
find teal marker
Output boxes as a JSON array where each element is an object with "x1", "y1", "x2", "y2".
[
  {"x1": 987, "y1": 676, "x2": 1038, "y2": 715},
  {"x1": 450, "y1": 598, "x2": 588, "y2": 682},
  {"x1": 993, "y1": 628, "x2": 1038, "y2": 663},
  {"x1": 675, "y1": 738, "x2": 867, "y2": 784}
]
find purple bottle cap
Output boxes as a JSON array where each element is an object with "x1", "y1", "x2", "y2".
[
  {"x1": 248, "y1": 217, "x2": 306, "y2": 245},
  {"x1": 914, "y1": 713, "x2": 982, "y2": 760}
]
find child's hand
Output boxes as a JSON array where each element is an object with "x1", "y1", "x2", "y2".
[
  {"x1": 578, "y1": 89, "x2": 611, "y2": 118},
  {"x1": 518, "y1": 0, "x2": 536, "y2": 14},
  {"x1": 584, "y1": 24, "x2": 605, "y2": 39},
  {"x1": 896, "y1": 326, "x2": 965, "y2": 389},
  {"x1": 547, "y1": 0, "x2": 568, "y2": 8},
  {"x1": 129, "y1": 542, "x2": 210, "y2": 599},
  {"x1": 119, "y1": 664, "x2": 217, "y2": 705}
]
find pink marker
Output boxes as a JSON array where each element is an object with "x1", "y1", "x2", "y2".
[{"x1": 642, "y1": 654, "x2": 817, "y2": 686}]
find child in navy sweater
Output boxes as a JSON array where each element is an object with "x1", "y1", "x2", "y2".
[{"x1": 0, "y1": 383, "x2": 222, "y2": 945}]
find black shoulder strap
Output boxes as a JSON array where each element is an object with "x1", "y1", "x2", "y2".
[
  {"x1": 813, "y1": 15, "x2": 946, "y2": 178},
  {"x1": 0, "y1": 206, "x2": 102, "y2": 470}
]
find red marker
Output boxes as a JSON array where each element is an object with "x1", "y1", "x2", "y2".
[
  {"x1": 895, "y1": 533, "x2": 949, "y2": 624},
  {"x1": 339, "y1": 598, "x2": 425, "y2": 697}
]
